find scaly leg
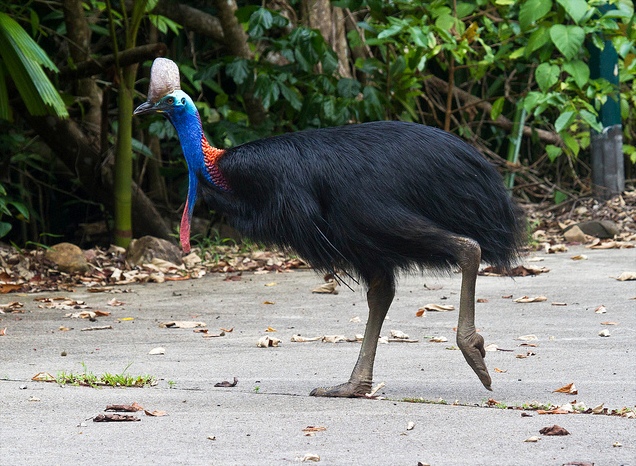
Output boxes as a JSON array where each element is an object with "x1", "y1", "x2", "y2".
[
  {"x1": 454, "y1": 236, "x2": 492, "y2": 390},
  {"x1": 310, "y1": 275, "x2": 395, "y2": 397}
]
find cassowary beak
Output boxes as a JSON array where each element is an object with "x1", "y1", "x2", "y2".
[{"x1": 133, "y1": 101, "x2": 161, "y2": 116}]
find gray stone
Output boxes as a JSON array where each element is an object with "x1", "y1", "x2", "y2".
[{"x1": 126, "y1": 235, "x2": 182, "y2": 266}]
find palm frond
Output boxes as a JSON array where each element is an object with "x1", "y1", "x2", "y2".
[{"x1": 0, "y1": 12, "x2": 68, "y2": 119}]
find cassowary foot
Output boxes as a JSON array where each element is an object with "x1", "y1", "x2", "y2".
[
  {"x1": 457, "y1": 331, "x2": 492, "y2": 390},
  {"x1": 309, "y1": 380, "x2": 372, "y2": 398}
]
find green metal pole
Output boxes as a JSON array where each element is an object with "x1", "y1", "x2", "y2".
[{"x1": 587, "y1": 3, "x2": 624, "y2": 200}]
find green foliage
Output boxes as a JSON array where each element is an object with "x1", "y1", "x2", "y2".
[
  {"x1": 0, "y1": 11, "x2": 68, "y2": 120},
  {"x1": 0, "y1": 182, "x2": 29, "y2": 239}
]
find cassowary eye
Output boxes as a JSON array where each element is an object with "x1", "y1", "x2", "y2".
[{"x1": 166, "y1": 97, "x2": 174, "y2": 105}]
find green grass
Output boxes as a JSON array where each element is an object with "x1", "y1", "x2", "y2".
[{"x1": 54, "y1": 362, "x2": 156, "y2": 388}]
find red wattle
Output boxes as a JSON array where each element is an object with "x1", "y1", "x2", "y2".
[{"x1": 180, "y1": 200, "x2": 192, "y2": 253}]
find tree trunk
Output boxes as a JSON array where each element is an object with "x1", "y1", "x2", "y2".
[
  {"x1": 62, "y1": 0, "x2": 103, "y2": 144},
  {"x1": 213, "y1": 0, "x2": 267, "y2": 127},
  {"x1": 301, "y1": 0, "x2": 352, "y2": 78}
]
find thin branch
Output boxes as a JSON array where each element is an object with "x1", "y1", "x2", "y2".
[{"x1": 59, "y1": 43, "x2": 167, "y2": 81}]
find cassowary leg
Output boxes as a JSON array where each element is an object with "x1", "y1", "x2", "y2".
[
  {"x1": 453, "y1": 236, "x2": 492, "y2": 390},
  {"x1": 310, "y1": 275, "x2": 395, "y2": 397}
]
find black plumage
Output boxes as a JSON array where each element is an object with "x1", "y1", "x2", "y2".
[
  {"x1": 134, "y1": 58, "x2": 525, "y2": 397},
  {"x1": 207, "y1": 121, "x2": 522, "y2": 286}
]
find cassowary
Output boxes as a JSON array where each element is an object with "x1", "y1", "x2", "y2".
[{"x1": 134, "y1": 58, "x2": 525, "y2": 397}]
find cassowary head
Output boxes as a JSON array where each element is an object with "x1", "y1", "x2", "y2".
[{"x1": 134, "y1": 58, "x2": 213, "y2": 254}]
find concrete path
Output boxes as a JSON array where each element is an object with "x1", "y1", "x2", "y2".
[{"x1": 1, "y1": 246, "x2": 634, "y2": 465}]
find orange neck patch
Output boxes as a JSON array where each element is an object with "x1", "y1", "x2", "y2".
[{"x1": 201, "y1": 137, "x2": 231, "y2": 192}]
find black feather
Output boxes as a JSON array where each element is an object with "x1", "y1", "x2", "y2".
[{"x1": 198, "y1": 121, "x2": 525, "y2": 286}]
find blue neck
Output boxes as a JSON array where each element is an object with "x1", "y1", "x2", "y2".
[{"x1": 166, "y1": 92, "x2": 209, "y2": 182}]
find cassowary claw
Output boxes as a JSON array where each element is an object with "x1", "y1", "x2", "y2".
[
  {"x1": 309, "y1": 381, "x2": 372, "y2": 398},
  {"x1": 457, "y1": 331, "x2": 492, "y2": 390}
]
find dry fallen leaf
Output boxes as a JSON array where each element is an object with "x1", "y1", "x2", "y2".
[
  {"x1": 390, "y1": 330, "x2": 410, "y2": 340},
  {"x1": 214, "y1": 377, "x2": 238, "y2": 387},
  {"x1": 312, "y1": 280, "x2": 338, "y2": 294},
  {"x1": 494, "y1": 367, "x2": 507, "y2": 373},
  {"x1": 484, "y1": 344, "x2": 499, "y2": 352},
  {"x1": 265, "y1": 326, "x2": 277, "y2": 332},
  {"x1": 594, "y1": 305, "x2": 607, "y2": 314},
  {"x1": 429, "y1": 336, "x2": 448, "y2": 343},
  {"x1": 537, "y1": 407, "x2": 571, "y2": 415},
  {"x1": 516, "y1": 334, "x2": 539, "y2": 341},
  {"x1": 144, "y1": 410, "x2": 168, "y2": 417},
  {"x1": 148, "y1": 347, "x2": 165, "y2": 355},
  {"x1": 539, "y1": 425, "x2": 570, "y2": 436},
  {"x1": 612, "y1": 442, "x2": 622, "y2": 447},
  {"x1": 349, "y1": 316, "x2": 361, "y2": 323},
  {"x1": 545, "y1": 244, "x2": 568, "y2": 253},
  {"x1": 302, "y1": 426, "x2": 327, "y2": 436},
  {"x1": 406, "y1": 421, "x2": 415, "y2": 431},
  {"x1": 299, "y1": 453, "x2": 320, "y2": 462},
  {"x1": 159, "y1": 321, "x2": 206, "y2": 329},
  {"x1": 263, "y1": 301, "x2": 275, "y2": 305},
  {"x1": 616, "y1": 272, "x2": 636, "y2": 281},
  {"x1": 105, "y1": 402, "x2": 144, "y2": 412},
  {"x1": 31, "y1": 372, "x2": 56, "y2": 382},
  {"x1": 514, "y1": 296, "x2": 547, "y2": 303},
  {"x1": 600, "y1": 321, "x2": 618, "y2": 325},
  {"x1": 592, "y1": 403, "x2": 605, "y2": 414},
  {"x1": 0, "y1": 327, "x2": 6, "y2": 336},
  {"x1": 93, "y1": 414, "x2": 140, "y2": 422},
  {"x1": 418, "y1": 303, "x2": 455, "y2": 313},
  {"x1": 291, "y1": 334, "x2": 322, "y2": 342},
  {"x1": 553, "y1": 383, "x2": 578, "y2": 395},
  {"x1": 80, "y1": 325, "x2": 113, "y2": 331},
  {"x1": 524, "y1": 436, "x2": 541, "y2": 443},
  {"x1": 598, "y1": 329, "x2": 611, "y2": 337},
  {"x1": 257, "y1": 335, "x2": 281, "y2": 347},
  {"x1": 322, "y1": 335, "x2": 346, "y2": 343},
  {"x1": 570, "y1": 254, "x2": 588, "y2": 260},
  {"x1": 365, "y1": 381, "x2": 385, "y2": 398}
]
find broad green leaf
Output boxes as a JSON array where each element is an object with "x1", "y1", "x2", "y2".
[
  {"x1": 562, "y1": 132, "x2": 580, "y2": 156},
  {"x1": 580, "y1": 109, "x2": 602, "y2": 131},
  {"x1": 226, "y1": 58, "x2": 250, "y2": 85},
  {"x1": 562, "y1": 59, "x2": 589, "y2": 89},
  {"x1": 556, "y1": 0, "x2": 589, "y2": 24},
  {"x1": 535, "y1": 63, "x2": 560, "y2": 92},
  {"x1": 554, "y1": 190, "x2": 568, "y2": 204},
  {"x1": 8, "y1": 200, "x2": 29, "y2": 220},
  {"x1": 248, "y1": 8, "x2": 273, "y2": 37},
  {"x1": 377, "y1": 22, "x2": 404, "y2": 39},
  {"x1": 409, "y1": 27, "x2": 429, "y2": 48},
  {"x1": 525, "y1": 26, "x2": 551, "y2": 56},
  {"x1": 545, "y1": 144, "x2": 563, "y2": 162},
  {"x1": 490, "y1": 97, "x2": 505, "y2": 121},
  {"x1": 279, "y1": 84, "x2": 302, "y2": 111},
  {"x1": 0, "y1": 221, "x2": 11, "y2": 238},
  {"x1": 519, "y1": 0, "x2": 553, "y2": 31},
  {"x1": 549, "y1": 25, "x2": 585, "y2": 60},
  {"x1": 554, "y1": 110, "x2": 575, "y2": 133},
  {"x1": 337, "y1": 78, "x2": 361, "y2": 98}
]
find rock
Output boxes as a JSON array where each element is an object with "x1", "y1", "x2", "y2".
[
  {"x1": 563, "y1": 225, "x2": 586, "y2": 243},
  {"x1": 126, "y1": 236, "x2": 182, "y2": 266},
  {"x1": 564, "y1": 220, "x2": 619, "y2": 239},
  {"x1": 45, "y1": 243, "x2": 90, "y2": 274}
]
